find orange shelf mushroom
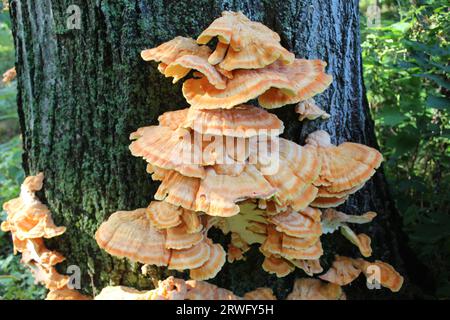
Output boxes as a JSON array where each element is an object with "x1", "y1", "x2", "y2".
[
  {"x1": 320, "y1": 256, "x2": 404, "y2": 293},
  {"x1": 197, "y1": 11, "x2": 294, "y2": 71},
  {"x1": 92, "y1": 10, "x2": 402, "y2": 300},
  {"x1": 1, "y1": 173, "x2": 89, "y2": 299}
]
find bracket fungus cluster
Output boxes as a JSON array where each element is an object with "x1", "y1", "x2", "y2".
[
  {"x1": 92, "y1": 11, "x2": 404, "y2": 299},
  {"x1": 1, "y1": 173, "x2": 90, "y2": 300}
]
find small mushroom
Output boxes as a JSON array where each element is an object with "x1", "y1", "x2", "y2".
[
  {"x1": 168, "y1": 241, "x2": 211, "y2": 270},
  {"x1": 290, "y1": 259, "x2": 323, "y2": 277},
  {"x1": 129, "y1": 126, "x2": 206, "y2": 178},
  {"x1": 306, "y1": 130, "x2": 383, "y2": 201},
  {"x1": 295, "y1": 98, "x2": 331, "y2": 121},
  {"x1": 95, "y1": 208, "x2": 171, "y2": 266},
  {"x1": 262, "y1": 255, "x2": 295, "y2": 277},
  {"x1": 268, "y1": 208, "x2": 322, "y2": 238},
  {"x1": 197, "y1": 11, "x2": 294, "y2": 71},
  {"x1": 319, "y1": 256, "x2": 362, "y2": 286},
  {"x1": 146, "y1": 201, "x2": 183, "y2": 230},
  {"x1": 165, "y1": 222, "x2": 204, "y2": 250},
  {"x1": 190, "y1": 242, "x2": 226, "y2": 280}
]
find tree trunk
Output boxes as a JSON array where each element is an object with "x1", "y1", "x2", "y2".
[{"x1": 9, "y1": 0, "x2": 426, "y2": 299}]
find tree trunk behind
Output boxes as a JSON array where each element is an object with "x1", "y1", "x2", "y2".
[{"x1": 9, "y1": 0, "x2": 426, "y2": 299}]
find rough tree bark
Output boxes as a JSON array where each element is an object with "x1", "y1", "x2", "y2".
[{"x1": 9, "y1": 0, "x2": 427, "y2": 299}]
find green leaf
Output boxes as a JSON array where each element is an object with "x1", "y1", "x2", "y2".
[
  {"x1": 414, "y1": 73, "x2": 450, "y2": 90},
  {"x1": 377, "y1": 108, "x2": 408, "y2": 126},
  {"x1": 426, "y1": 95, "x2": 450, "y2": 110}
]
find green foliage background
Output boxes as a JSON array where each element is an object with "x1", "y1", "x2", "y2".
[
  {"x1": 361, "y1": 0, "x2": 449, "y2": 298},
  {"x1": 0, "y1": 1, "x2": 448, "y2": 299}
]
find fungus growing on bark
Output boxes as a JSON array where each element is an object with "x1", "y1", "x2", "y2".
[
  {"x1": 2, "y1": 66, "x2": 16, "y2": 84},
  {"x1": 152, "y1": 166, "x2": 276, "y2": 217},
  {"x1": 197, "y1": 11, "x2": 294, "y2": 70},
  {"x1": 190, "y1": 241, "x2": 226, "y2": 280},
  {"x1": 262, "y1": 255, "x2": 295, "y2": 277},
  {"x1": 95, "y1": 208, "x2": 171, "y2": 266},
  {"x1": 320, "y1": 256, "x2": 404, "y2": 293},
  {"x1": 183, "y1": 59, "x2": 332, "y2": 110},
  {"x1": 88, "y1": 10, "x2": 403, "y2": 300},
  {"x1": 1, "y1": 174, "x2": 70, "y2": 291},
  {"x1": 295, "y1": 98, "x2": 330, "y2": 121},
  {"x1": 305, "y1": 130, "x2": 383, "y2": 204},
  {"x1": 319, "y1": 256, "x2": 362, "y2": 286},
  {"x1": 183, "y1": 105, "x2": 284, "y2": 137},
  {"x1": 146, "y1": 201, "x2": 183, "y2": 230}
]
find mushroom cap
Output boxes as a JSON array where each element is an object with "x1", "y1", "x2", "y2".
[
  {"x1": 2, "y1": 203, "x2": 66, "y2": 241},
  {"x1": 190, "y1": 242, "x2": 226, "y2": 280},
  {"x1": 263, "y1": 226, "x2": 323, "y2": 260},
  {"x1": 291, "y1": 259, "x2": 323, "y2": 276},
  {"x1": 146, "y1": 201, "x2": 183, "y2": 230},
  {"x1": 158, "y1": 108, "x2": 189, "y2": 130},
  {"x1": 27, "y1": 262, "x2": 69, "y2": 291},
  {"x1": 286, "y1": 278, "x2": 345, "y2": 300},
  {"x1": 155, "y1": 166, "x2": 275, "y2": 217},
  {"x1": 281, "y1": 240, "x2": 323, "y2": 260},
  {"x1": 183, "y1": 62, "x2": 297, "y2": 110},
  {"x1": 95, "y1": 208, "x2": 170, "y2": 266},
  {"x1": 340, "y1": 225, "x2": 373, "y2": 257},
  {"x1": 321, "y1": 209, "x2": 377, "y2": 234},
  {"x1": 195, "y1": 165, "x2": 275, "y2": 217},
  {"x1": 165, "y1": 223, "x2": 204, "y2": 250},
  {"x1": 264, "y1": 171, "x2": 318, "y2": 212},
  {"x1": 168, "y1": 240, "x2": 211, "y2": 270},
  {"x1": 282, "y1": 234, "x2": 321, "y2": 250},
  {"x1": 184, "y1": 105, "x2": 284, "y2": 138},
  {"x1": 356, "y1": 259, "x2": 404, "y2": 292},
  {"x1": 164, "y1": 55, "x2": 227, "y2": 89},
  {"x1": 268, "y1": 208, "x2": 322, "y2": 238},
  {"x1": 21, "y1": 238, "x2": 65, "y2": 267},
  {"x1": 258, "y1": 60, "x2": 333, "y2": 109},
  {"x1": 180, "y1": 210, "x2": 203, "y2": 234},
  {"x1": 295, "y1": 98, "x2": 330, "y2": 121},
  {"x1": 46, "y1": 289, "x2": 91, "y2": 300},
  {"x1": 154, "y1": 168, "x2": 200, "y2": 210},
  {"x1": 319, "y1": 256, "x2": 362, "y2": 286},
  {"x1": 255, "y1": 138, "x2": 321, "y2": 210},
  {"x1": 141, "y1": 36, "x2": 211, "y2": 65},
  {"x1": 227, "y1": 244, "x2": 246, "y2": 263},
  {"x1": 244, "y1": 288, "x2": 277, "y2": 300},
  {"x1": 311, "y1": 195, "x2": 348, "y2": 208},
  {"x1": 197, "y1": 11, "x2": 294, "y2": 70},
  {"x1": 208, "y1": 41, "x2": 228, "y2": 65},
  {"x1": 262, "y1": 255, "x2": 294, "y2": 277},
  {"x1": 2, "y1": 173, "x2": 66, "y2": 242},
  {"x1": 306, "y1": 131, "x2": 383, "y2": 193},
  {"x1": 129, "y1": 126, "x2": 206, "y2": 179}
]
